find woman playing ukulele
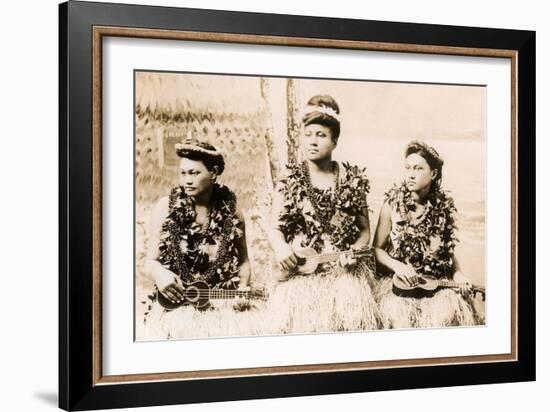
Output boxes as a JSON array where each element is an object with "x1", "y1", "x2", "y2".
[
  {"x1": 373, "y1": 141, "x2": 483, "y2": 329},
  {"x1": 141, "y1": 139, "x2": 254, "y2": 339},
  {"x1": 267, "y1": 95, "x2": 379, "y2": 333}
]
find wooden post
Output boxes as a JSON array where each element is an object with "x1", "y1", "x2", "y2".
[
  {"x1": 286, "y1": 78, "x2": 301, "y2": 165},
  {"x1": 260, "y1": 77, "x2": 287, "y2": 187}
]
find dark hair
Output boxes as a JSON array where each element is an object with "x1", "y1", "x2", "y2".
[
  {"x1": 405, "y1": 141, "x2": 444, "y2": 192},
  {"x1": 176, "y1": 141, "x2": 225, "y2": 175},
  {"x1": 302, "y1": 95, "x2": 341, "y2": 141}
]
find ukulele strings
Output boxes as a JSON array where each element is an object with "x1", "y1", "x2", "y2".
[
  {"x1": 182, "y1": 290, "x2": 251, "y2": 298},
  {"x1": 438, "y1": 280, "x2": 484, "y2": 292},
  {"x1": 438, "y1": 280, "x2": 461, "y2": 288}
]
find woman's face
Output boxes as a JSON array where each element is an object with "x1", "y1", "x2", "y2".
[
  {"x1": 404, "y1": 153, "x2": 436, "y2": 193},
  {"x1": 301, "y1": 123, "x2": 336, "y2": 162},
  {"x1": 179, "y1": 157, "x2": 215, "y2": 198}
]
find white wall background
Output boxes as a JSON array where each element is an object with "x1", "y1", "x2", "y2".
[{"x1": 0, "y1": 0, "x2": 545, "y2": 411}]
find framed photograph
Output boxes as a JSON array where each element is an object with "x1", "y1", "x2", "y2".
[{"x1": 59, "y1": 1, "x2": 535, "y2": 410}]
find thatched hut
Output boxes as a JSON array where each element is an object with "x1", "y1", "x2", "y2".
[{"x1": 135, "y1": 72, "x2": 274, "y2": 208}]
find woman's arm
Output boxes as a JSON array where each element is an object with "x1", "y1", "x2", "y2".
[
  {"x1": 373, "y1": 201, "x2": 418, "y2": 285},
  {"x1": 352, "y1": 207, "x2": 371, "y2": 248},
  {"x1": 267, "y1": 184, "x2": 299, "y2": 277},
  {"x1": 373, "y1": 201, "x2": 403, "y2": 273},
  {"x1": 452, "y1": 255, "x2": 473, "y2": 296},
  {"x1": 339, "y1": 207, "x2": 370, "y2": 268},
  {"x1": 234, "y1": 208, "x2": 251, "y2": 288},
  {"x1": 144, "y1": 197, "x2": 184, "y2": 304}
]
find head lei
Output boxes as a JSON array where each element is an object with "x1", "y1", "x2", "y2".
[
  {"x1": 301, "y1": 104, "x2": 342, "y2": 123},
  {"x1": 405, "y1": 141, "x2": 444, "y2": 168},
  {"x1": 174, "y1": 133, "x2": 225, "y2": 174}
]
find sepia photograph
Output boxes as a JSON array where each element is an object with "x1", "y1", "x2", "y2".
[
  {"x1": 57, "y1": 3, "x2": 535, "y2": 409},
  {"x1": 134, "y1": 70, "x2": 487, "y2": 341}
]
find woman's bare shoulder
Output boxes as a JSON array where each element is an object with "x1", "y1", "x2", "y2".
[{"x1": 379, "y1": 199, "x2": 392, "y2": 216}]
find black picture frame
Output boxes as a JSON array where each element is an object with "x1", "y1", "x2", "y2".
[{"x1": 59, "y1": 1, "x2": 536, "y2": 410}]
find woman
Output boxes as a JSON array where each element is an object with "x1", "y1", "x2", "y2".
[
  {"x1": 267, "y1": 95, "x2": 379, "y2": 334},
  {"x1": 141, "y1": 139, "x2": 255, "y2": 339},
  {"x1": 373, "y1": 141, "x2": 483, "y2": 329}
]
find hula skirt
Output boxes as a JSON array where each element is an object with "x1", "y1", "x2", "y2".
[
  {"x1": 374, "y1": 276, "x2": 485, "y2": 329},
  {"x1": 264, "y1": 261, "x2": 380, "y2": 334},
  {"x1": 137, "y1": 295, "x2": 267, "y2": 340}
]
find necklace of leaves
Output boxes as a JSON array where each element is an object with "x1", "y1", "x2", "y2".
[
  {"x1": 164, "y1": 186, "x2": 236, "y2": 284},
  {"x1": 389, "y1": 182, "x2": 457, "y2": 276},
  {"x1": 398, "y1": 188, "x2": 432, "y2": 225},
  {"x1": 301, "y1": 160, "x2": 340, "y2": 237}
]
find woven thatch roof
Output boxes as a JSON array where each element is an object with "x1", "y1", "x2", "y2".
[{"x1": 135, "y1": 71, "x2": 264, "y2": 118}]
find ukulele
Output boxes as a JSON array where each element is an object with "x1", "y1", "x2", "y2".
[
  {"x1": 392, "y1": 274, "x2": 486, "y2": 300},
  {"x1": 157, "y1": 280, "x2": 266, "y2": 310},
  {"x1": 283, "y1": 245, "x2": 375, "y2": 277}
]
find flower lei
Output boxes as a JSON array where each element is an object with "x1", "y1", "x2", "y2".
[
  {"x1": 277, "y1": 161, "x2": 370, "y2": 252},
  {"x1": 385, "y1": 182, "x2": 458, "y2": 278},
  {"x1": 158, "y1": 184, "x2": 243, "y2": 289}
]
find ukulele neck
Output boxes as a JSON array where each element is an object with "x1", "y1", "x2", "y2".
[
  {"x1": 437, "y1": 278, "x2": 484, "y2": 294},
  {"x1": 306, "y1": 247, "x2": 371, "y2": 265},
  {"x1": 437, "y1": 279, "x2": 460, "y2": 289},
  {"x1": 208, "y1": 289, "x2": 250, "y2": 300}
]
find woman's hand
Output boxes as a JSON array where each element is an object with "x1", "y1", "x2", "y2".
[
  {"x1": 453, "y1": 271, "x2": 473, "y2": 297},
  {"x1": 274, "y1": 243, "x2": 299, "y2": 273},
  {"x1": 395, "y1": 263, "x2": 420, "y2": 287},
  {"x1": 154, "y1": 268, "x2": 185, "y2": 305},
  {"x1": 236, "y1": 285, "x2": 250, "y2": 301},
  {"x1": 233, "y1": 285, "x2": 252, "y2": 311},
  {"x1": 339, "y1": 247, "x2": 358, "y2": 270}
]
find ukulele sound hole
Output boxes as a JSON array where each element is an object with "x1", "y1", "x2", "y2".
[{"x1": 185, "y1": 287, "x2": 199, "y2": 302}]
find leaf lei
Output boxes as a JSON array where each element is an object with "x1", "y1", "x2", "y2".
[
  {"x1": 385, "y1": 182, "x2": 458, "y2": 278},
  {"x1": 277, "y1": 161, "x2": 370, "y2": 252},
  {"x1": 158, "y1": 184, "x2": 243, "y2": 289}
]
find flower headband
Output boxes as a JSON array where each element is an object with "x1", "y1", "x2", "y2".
[
  {"x1": 175, "y1": 134, "x2": 222, "y2": 158},
  {"x1": 406, "y1": 140, "x2": 444, "y2": 167},
  {"x1": 301, "y1": 104, "x2": 341, "y2": 122}
]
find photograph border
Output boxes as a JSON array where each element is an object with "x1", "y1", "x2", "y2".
[{"x1": 59, "y1": 1, "x2": 535, "y2": 410}]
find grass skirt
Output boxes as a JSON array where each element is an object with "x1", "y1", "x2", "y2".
[
  {"x1": 137, "y1": 298, "x2": 268, "y2": 340},
  {"x1": 264, "y1": 262, "x2": 380, "y2": 334},
  {"x1": 374, "y1": 277, "x2": 485, "y2": 329}
]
